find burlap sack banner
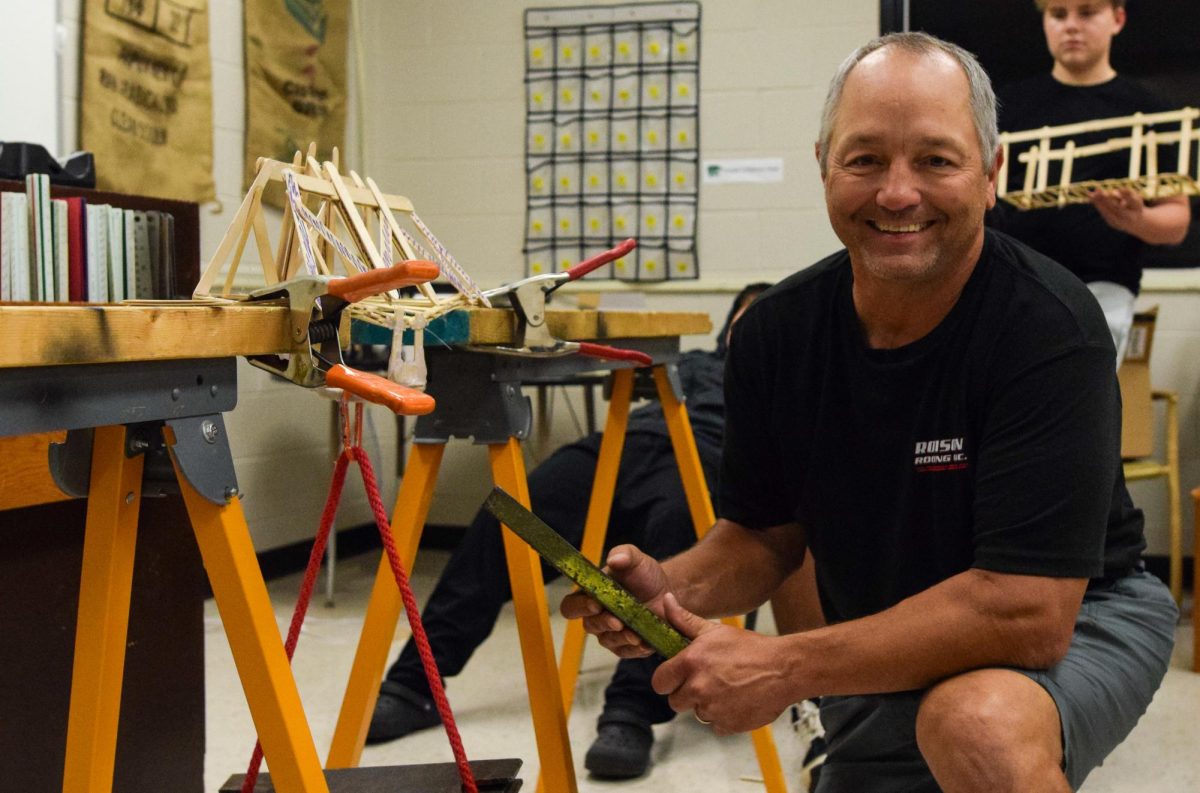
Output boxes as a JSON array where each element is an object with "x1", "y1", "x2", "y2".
[
  {"x1": 244, "y1": 0, "x2": 348, "y2": 208},
  {"x1": 80, "y1": 0, "x2": 216, "y2": 203}
]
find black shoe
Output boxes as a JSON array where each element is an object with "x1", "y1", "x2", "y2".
[
  {"x1": 584, "y1": 710, "x2": 653, "y2": 779},
  {"x1": 365, "y1": 684, "x2": 441, "y2": 745}
]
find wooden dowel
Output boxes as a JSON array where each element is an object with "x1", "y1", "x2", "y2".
[
  {"x1": 1023, "y1": 145, "x2": 1038, "y2": 195},
  {"x1": 1059, "y1": 141, "x2": 1075, "y2": 208},
  {"x1": 1035, "y1": 135, "x2": 1051, "y2": 193},
  {"x1": 1146, "y1": 130, "x2": 1159, "y2": 197},
  {"x1": 1129, "y1": 114, "x2": 1144, "y2": 181}
]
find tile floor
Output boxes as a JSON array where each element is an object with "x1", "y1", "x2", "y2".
[{"x1": 205, "y1": 550, "x2": 1199, "y2": 792}]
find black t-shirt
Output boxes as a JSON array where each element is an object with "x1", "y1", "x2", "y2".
[
  {"x1": 719, "y1": 230, "x2": 1146, "y2": 624},
  {"x1": 988, "y1": 74, "x2": 1178, "y2": 294}
]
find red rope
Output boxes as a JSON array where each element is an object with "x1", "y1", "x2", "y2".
[{"x1": 241, "y1": 402, "x2": 477, "y2": 793}]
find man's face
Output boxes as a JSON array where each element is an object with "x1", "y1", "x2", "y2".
[
  {"x1": 820, "y1": 48, "x2": 998, "y2": 286},
  {"x1": 1042, "y1": 1, "x2": 1125, "y2": 75}
]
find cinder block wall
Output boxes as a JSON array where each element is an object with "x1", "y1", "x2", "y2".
[{"x1": 50, "y1": 0, "x2": 1197, "y2": 560}]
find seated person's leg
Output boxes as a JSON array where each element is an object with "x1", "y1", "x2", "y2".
[
  {"x1": 369, "y1": 439, "x2": 602, "y2": 743},
  {"x1": 586, "y1": 436, "x2": 702, "y2": 778}
]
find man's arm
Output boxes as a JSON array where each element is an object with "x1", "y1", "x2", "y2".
[
  {"x1": 661, "y1": 518, "x2": 806, "y2": 619},
  {"x1": 779, "y1": 568, "x2": 1085, "y2": 695},
  {"x1": 1090, "y1": 189, "x2": 1191, "y2": 245},
  {"x1": 651, "y1": 566, "x2": 1086, "y2": 733}
]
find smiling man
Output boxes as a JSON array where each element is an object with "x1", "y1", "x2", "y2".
[
  {"x1": 990, "y1": 0, "x2": 1190, "y2": 365},
  {"x1": 562, "y1": 32, "x2": 1177, "y2": 793}
]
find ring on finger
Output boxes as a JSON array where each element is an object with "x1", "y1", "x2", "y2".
[{"x1": 694, "y1": 711, "x2": 711, "y2": 726}]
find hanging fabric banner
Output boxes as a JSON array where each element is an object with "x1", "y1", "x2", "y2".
[
  {"x1": 244, "y1": 0, "x2": 349, "y2": 208},
  {"x1": 80, "y1": 0, "x2": 216, "y2": 203}
]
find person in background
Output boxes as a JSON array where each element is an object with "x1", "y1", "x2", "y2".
[
  {"x1": 564, "y1": 32, "x2": 1177, "y2": 793},
  {"x1": 370, "y1": 284, "x2": 819, "y2": 782},
  {"x1": 989, "y1": 0, "x2": 1190, "y2": 364}
]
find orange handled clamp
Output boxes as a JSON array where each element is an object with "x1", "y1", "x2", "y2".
[
  {"x1": 476, "y1": 239, "x2": 652, "y2": 365},
  {"x1": 245, "y1": 261, "x2": 439, "y2": 415}
]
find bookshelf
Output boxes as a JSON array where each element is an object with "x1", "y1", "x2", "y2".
[{"x1": 0, "y1": 177, "x2": 201, "y2": 298}]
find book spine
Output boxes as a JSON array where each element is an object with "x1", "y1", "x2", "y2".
[
  {"x1": 52, "y1": 199, "x2": 69, "y2": 302},
  {"x1": 86, "y1": 204, "x2": 110, "y2": 303},
  {"x1": 66, "y1": 197, "x2": 88, "y2": 301}
]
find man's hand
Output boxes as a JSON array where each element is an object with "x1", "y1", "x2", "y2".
[
  {"x1": 1089, "y1": 185, "x2": 1146, "y2": 235},
  {"x1": 560, "y1": 543, "x2": 671, "y2": 658},
  {"x1": 652, "y1": 594, "x2": 797, "y2": 735},
  {"x1": 1089, "y1": 187, "x2": 1190, "y2": 245}
]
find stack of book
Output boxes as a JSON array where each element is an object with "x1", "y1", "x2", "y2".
[{"x1": 1, "y1": 175, "x2": 177, "y2": 302}]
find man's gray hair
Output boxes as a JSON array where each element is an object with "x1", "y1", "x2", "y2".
[{"x1": 816, "y1": 32, "x2": 999, "y2": 175}]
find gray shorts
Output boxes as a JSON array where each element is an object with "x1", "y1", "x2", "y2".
[{"x1": 815, "y1": 570, "x2": 1178, "y2": 792}]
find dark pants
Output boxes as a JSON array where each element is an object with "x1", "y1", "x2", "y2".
[{"x1": 384, "y1": 432, "x2": 704, "y2": 725}]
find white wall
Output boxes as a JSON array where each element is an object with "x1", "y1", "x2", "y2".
[
  {"x1": 352, "y1": 0, "x2": 878, "y2": 524},
  {"x1": 1, "y1": 2, "x2": 60, "y2": 152},
  {"x1": 34, "y1": 0, "x2": 1200, "y2": 559}
]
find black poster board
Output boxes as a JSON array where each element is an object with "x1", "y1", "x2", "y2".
[{"x1": 880, "y1": 0, "x2": 1200, "y2": 270}]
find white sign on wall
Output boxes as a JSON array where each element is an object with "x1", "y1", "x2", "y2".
[{"x1": 701, "y1": 158, "x2": 785, "y2": 184}]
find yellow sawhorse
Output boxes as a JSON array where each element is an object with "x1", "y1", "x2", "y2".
[
  {"x1": 21, "y1": 357, "x2": 516, "y2": 793},
  {"x1": 326, "y1": 352, "x2": 788, "y2": 793},
  {"x1": 23, "y1": 358, "x2": 332, "y2": 793}
]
